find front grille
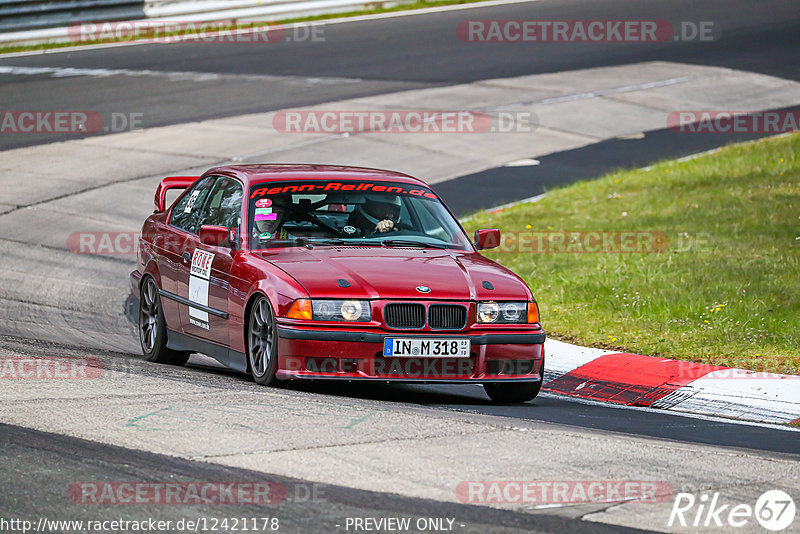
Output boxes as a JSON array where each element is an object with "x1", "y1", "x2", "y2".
[
  {"x1": 384, "y1": 303, "x2": 426, "y2": 329},
  {"x1": 429, "y1": 304, "x2": 467, "y2": 330}
]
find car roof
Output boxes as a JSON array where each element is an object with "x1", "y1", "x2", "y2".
[{"x1": 203, "y1": 164, "x2": 428, "y2": 188}]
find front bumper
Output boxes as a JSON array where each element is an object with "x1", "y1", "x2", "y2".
[{"x1": 275, "y1": 326, "x2": 545, "y2": 383}]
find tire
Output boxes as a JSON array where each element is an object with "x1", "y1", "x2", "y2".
[
  {"x1": 483, "y1": 381, "x2": 542, "y2": 403},
  {"x1": 484, "y1": 355, "x2": 545, "y2": 403},
  {"x1": 139, "y1": 277, "x2": 191, "y2": 366},
  {"x1": 247, "y1": 295, "x2": 279, "y2": 386}
]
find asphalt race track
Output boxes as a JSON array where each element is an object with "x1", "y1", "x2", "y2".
[
  {"x1": 1, "y1": 0, "x2": 800, "y2": 150},
  {"x1": 1, "y1": 0, "x2": 799, "y2": 532},
  {"x1": 1, "y1": 424, "x2": 647, "y2": 534}
]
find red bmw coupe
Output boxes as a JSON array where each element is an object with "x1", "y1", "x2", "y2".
[{"x1": 131, "y1": 165, "x2": 545, "y2": 402}]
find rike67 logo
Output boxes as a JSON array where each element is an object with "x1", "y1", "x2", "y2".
[{"x1": 669, "y1": 490, "x2": 796, "y2": 531}]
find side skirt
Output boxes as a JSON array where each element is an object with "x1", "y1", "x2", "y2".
[{"x1": 166, "y1": 329, "x2": 247, "y2": 373}]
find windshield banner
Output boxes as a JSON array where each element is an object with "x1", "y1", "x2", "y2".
[{"x1": 250, "y1": 181, "x2": 438, "y2": 200}]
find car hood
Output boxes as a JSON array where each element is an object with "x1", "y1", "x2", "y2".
[{"x1": 251, "y1": 247, "x2": 531, "y2": 301}]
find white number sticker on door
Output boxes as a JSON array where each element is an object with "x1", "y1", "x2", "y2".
[{"x1": 188, "y1": 249, "x2": 214, "y2": 329}]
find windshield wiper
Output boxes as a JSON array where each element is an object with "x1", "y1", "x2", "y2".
[
  {"x1": 380, "y1": 239, "x2": 450, "y2": 249},
  {"x1": 301, "y1": 238, "x2": 450, "y2": 249},
  {"x1": 304, "y1": 238, "x2": 350, "y2": 246}
]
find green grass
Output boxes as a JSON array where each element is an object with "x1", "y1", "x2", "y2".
[
  {"x1": 0, "y1": 0, "x2": 487, "y2": 55},
  {"x1": 463, "y1": 133, "x2": 800, "y2": 374}
]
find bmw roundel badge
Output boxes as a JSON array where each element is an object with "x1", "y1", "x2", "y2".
[{"x1": 416, "y1": 285, "x2": 431, "y2": 293}]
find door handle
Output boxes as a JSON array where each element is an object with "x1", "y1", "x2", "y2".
[{"x1": 182, "y1": 251, "x2": 192, "y2": 262}]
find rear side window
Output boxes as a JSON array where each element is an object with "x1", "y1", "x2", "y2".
[{"x1": 169, "y1": 176, "x2": 214, "y2": 234}]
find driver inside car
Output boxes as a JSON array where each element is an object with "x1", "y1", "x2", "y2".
[
  {"x1": 348, "y1": 195, "x2": 402, "y2": 235},
  {"x1": 252, "y1": 196, "x2": 290, "y2": 244}
]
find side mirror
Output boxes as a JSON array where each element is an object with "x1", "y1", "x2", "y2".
[
  {"x1": 474, "y1": 228, "x2": 500, "y2": 250},
  {"x1": 199, "y1": 225, "x2": 232, "y2": 248}
]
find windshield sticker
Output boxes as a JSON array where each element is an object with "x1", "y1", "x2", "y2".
[
  {"x1": 343, "y1": 225, "x2": 356, "y2": 234},
  {"x1": 183, "y1": 190, "x2": 200, "y2": 213},
  {"x1": 255, "y1": 207, "x2": 273, "y2": 215},
  {"x1": 255, "y1": 212, "x2": 278, "y2": 221},
  {"x1": 258, "y1": 232, "x2": 272, "y2": 240},
  {"x1": 250, "y1": 182, "x2": 437, "y2": 200},
  {"x1": 255, "y1": 198, "x2": 272, "y2": 208}
]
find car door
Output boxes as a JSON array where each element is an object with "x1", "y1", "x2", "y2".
[
  {"x1": 160, "y1": 176, "x2": 215, "y2": 331},
  {"x1": 177, "y1": 176, "x2": 243, "y2": 351}
]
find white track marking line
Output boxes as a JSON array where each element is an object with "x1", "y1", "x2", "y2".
[{"x1": 0, "y1": 64, "x2": 361, "y2": 84}]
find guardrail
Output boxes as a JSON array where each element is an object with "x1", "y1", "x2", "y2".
[
  {"x1": 142, "y1": 0, "x2": 398, "y2": 22},
  {"x1": 0, "y1": 0, "x2": 406, "y2": 44},
  {"x1": 144, "y1": 0, "x2": 299, "y2": 18},
  {"x1": 0, "y1": 0, "x2": 146, "y2": 32},
  {"x1": 0, "y1": 0, "x2": 400, "y2": 32}
]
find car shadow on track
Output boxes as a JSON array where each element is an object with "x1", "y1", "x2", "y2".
[
  {"x1": 284, "y1": 380, "x2": 495, "y2": 405},
  {"x1": 183, "y1": 354, "x2": 501, "y2": 406},
  {"x1": 127, "y1": 295, "x2": 538, "y2": 407}
]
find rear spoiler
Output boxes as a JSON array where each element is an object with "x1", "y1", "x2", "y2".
[{"x1": 154, "y1": 176, "x2": 198, "y2": 212}]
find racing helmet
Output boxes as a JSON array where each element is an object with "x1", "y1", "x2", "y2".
[
  {"x1": 355, "y1": 194, "x2": 402, "y2": 226},
  {"x1": 253, "y1": 195, "x2": 290, "y2": 237}
]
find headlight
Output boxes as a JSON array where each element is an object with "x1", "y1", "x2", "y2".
[
  {"x1": 340, "y1": 300, "x2": 364, "y2": 321},
  {"x1": 477, "y1": 302, "x2": 499, "y2": 323},
  {"x1": 477, "y1": 301, "x2": 533, "y2": 324},
  {"x1": 312, "y1": 299, "x2": 371, "y2": 322},
  {"x1": 502, "y1": 302, "x2": 522, "y2": 322},
  {"x1": 314, "y1": 300, "x2": 336, "y2": 319}
]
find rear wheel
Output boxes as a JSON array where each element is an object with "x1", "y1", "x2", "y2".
[
  {"x1": 139, "y1": 277, "x2": 190, "y2": 366},
  {"x1": 248, "y1": 295, "x2": 279, "y2": 386},
  {"x1": 483, "y1": 381, "x2": 542, "y2": 403}
]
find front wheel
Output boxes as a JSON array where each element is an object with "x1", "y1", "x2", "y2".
[
  {"x1": 139, "y1": 277, "x2": 190, "y2": 366},
  {"x1": 484, "y1": 381, "x2": 542, "y2": 403},
  {"x1": 248, "y1": 295, "x2": 279, "y2": 386}
]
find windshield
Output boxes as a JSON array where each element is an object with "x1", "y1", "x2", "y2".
[{"x1": 247, "y1": 179, "x2": 472, "y2": 251}]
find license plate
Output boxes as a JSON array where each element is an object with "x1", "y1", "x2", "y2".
[{"x1": 383, "y1": 338, "x2": 470, "y2": 358}]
